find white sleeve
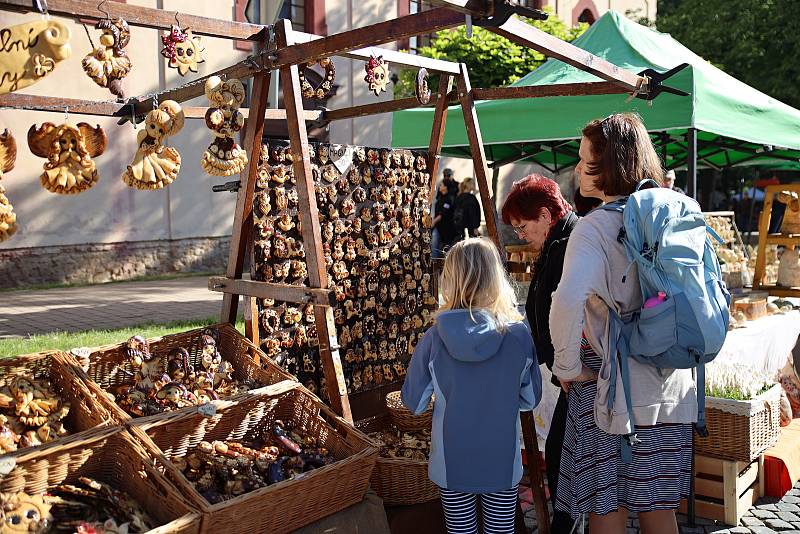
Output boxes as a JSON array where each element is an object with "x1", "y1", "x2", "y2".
[{"x1": 549, "y1": 218, "x2": 609, "y2": 380}]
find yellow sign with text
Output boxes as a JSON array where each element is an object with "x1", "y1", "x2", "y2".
[{"x1": 0, "y1": 20, "x2": 71, "y2": 95}]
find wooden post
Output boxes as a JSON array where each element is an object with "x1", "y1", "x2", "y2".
[
  {"x1": 276, "y1": 19, "x2": 352, "y2": 422},
  {"x1": 456, "y1": 64, "x2": 503, "y2": 255},
  {"x1": 427, "y1": 74, "x2": 453, "y2": 202},
  {"x1": 520, "y1": 411, "x2": 550, "y2": 534},
  {"x1": 220, "y1": 67, "x2": 272, "y2": 325}
]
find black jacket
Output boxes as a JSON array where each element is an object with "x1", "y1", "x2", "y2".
[
  {"x1": 524, "y1": 211, "x2": 578, "y2": 387},
  {"x1": 453, "y1": 192, "x2": 481, "y2": 239}
]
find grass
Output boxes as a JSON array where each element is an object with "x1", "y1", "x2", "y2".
[
  {"x1": 0, "y1": 271, "x2": 217, "y2": 293},
  {"x1": 0, "y1": 316, "x2": 245, "y2": 357}
]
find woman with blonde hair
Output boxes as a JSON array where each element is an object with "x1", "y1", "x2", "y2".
[
  {"x1": 453, "y1": 178, "x2": 482, "y2": 240},
  {"x1": 402, "y1": 238, "x2": 542, "y2": 534}
]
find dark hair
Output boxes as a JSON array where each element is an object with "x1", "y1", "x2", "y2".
[
  {"x1": 573, "y1": 189, "x2": 602, "y2": 216},
  {"x1": 501, "y1": 174, "x2": 572, "y2": 225},
  {"x1": 581, "y1": 113, "x2": 663, "y2": 196}
]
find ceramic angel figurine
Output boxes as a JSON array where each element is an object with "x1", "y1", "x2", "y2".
[
  {"x1": 122, "y1": 100, "x2": 185, "y2": 190},
  {"x1": 0, "y1": 129, "x2": 18, "y2": 242},
  {"x1": 200, "y1": 76, "x2": 247, "y2": 176},
  {"x1": 28, "y1": 123, "x2": 107, "y2": 194},
  {"x1": 81, "y1": 17, "x2": 132, "y2": 99}
]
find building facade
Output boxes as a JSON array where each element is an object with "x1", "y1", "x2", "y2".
[{"x1": 0, "y1": 0, "x2": 654, "y2": 287}]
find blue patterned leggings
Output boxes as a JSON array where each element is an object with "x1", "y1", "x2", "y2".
[{"x1": 439, "y1": 485, "x2": 518, "y2": 534}]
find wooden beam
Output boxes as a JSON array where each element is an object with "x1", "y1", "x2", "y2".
[
  {"x1": 275, "y1": 8, "x2": 463, "y2": 67},
  {"x1": 183, "y1": 107, "x2": 323, "y2": 121},
  {"x1": 521, "y1": 410, "x2": 551, "y2": 534},
  {"x1": 209, "y1": 277, "x2": 335, "y2": 306},
  {"x1": 0, "y1": 93, "x2": 125, "y2": 117},
  {"x1": 472, "y1": 81, "x2": 628, "y2": 100},
  {"x1": 277, "y1": 20, "x2": 352, "y2": 422},
  {"x1": 426, "y1": 0, "x2": 492, "y2": 16},
  {"x1": 220, "y1": 69, "x2": 272, "y2": 324},
  {"x1": 290, "y1": 30, "x2": 462, "y2": 74},
  {"x1": 322, "y1": 95, "x2": 443, "y2": 123},
  {"x1": 427, "y1": 75, "x2": 453, "y2": 202},
  {"x1": 0, "y1": 0, "x2": 266, "y2": 40},
  {"x1": 457, "y1": 64, "x2": 503, "y2": 254},
  {"x1": 489, "y1": 17, "x2": 646, "y2": 92}
]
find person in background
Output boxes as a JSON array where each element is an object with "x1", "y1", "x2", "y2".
[
  {"x1": 663, "y1": 169, "x2": 685, "y2": 194},
  {"x1": 550, "y1": 113, "x2": 696, "y2": 534},
  {"x1": 501, "y1": 174, "x2": 578, "y2": 534},
  {"x1": 431, "y1": 181, "x2": 457, "y2": 259},
  {"x1": 442, "y1": 167, "x2": 460, "y2": 197},
  {"x1": 453, "y1": 178, "x2": 482, "y2": 240},
  {"x1": 402, "y1": 238, "x2": 542, "y2": 534}
]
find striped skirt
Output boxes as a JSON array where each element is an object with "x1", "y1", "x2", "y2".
[{"x1": 555, "y1": 338, "x2": 692, "y2": 518}]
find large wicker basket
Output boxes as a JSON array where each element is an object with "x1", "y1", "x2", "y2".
[
  {"x1": 695, "y1": 383, "x2": 782, "y2": 462},
  {"x1": 61, "y1": 323, "x2": 295, "y2": 424},
  {"x1": 0, "y1": 426, "x2": 200, "y2": 534},
  {"x1": 386, "y1": 390, "x2": 433, "y2": 431},
  {"x1": 358, "y1": 415, "x2": 439, "y2": 506},
  {"x1": 129, "y1": 381, "x2": 378, "y2": 534},
  {"x1": 0, "y1": 351, "x2": 114, "y2": 459}
]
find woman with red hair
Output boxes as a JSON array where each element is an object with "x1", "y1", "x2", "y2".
[{"x1": 501, "y1": 174, "x2": 577, "y2": 534}]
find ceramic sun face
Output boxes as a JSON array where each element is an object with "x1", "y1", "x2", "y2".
[{"x1": 161, "y1": 25, "x2": 205, "y2": 76}]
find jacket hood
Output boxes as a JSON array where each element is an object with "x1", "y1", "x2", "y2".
[{"x1": 436, "y1": 309, "x2": 505, "y2": 362}]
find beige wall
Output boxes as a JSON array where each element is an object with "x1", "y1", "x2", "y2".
[
  {"x1": 542, "y1": 0, "x2": 655, "y2": 25},
  {"x1": 0, "y1": 1, "x2": 248, "y2": 251},
  {"x1": 325, "y1": 0, "x2": 396, "y2": 147}
]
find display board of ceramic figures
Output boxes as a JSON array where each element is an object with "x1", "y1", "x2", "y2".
[{"x1": 252, "y1": 141, "x2": 436, "y2": 401}]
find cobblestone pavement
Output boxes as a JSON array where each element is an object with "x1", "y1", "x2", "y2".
[
  {"x1": 0, "y1": 276, "x2": 223, "y2": 338},
  {"x1": 521, "y1": 481, "x2": 800, "y2": 533}
]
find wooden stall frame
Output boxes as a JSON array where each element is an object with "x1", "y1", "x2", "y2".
[
  {"x1": 754, "y1": 183, "x2": 800, "y2": 297},
  {"x1": 0, "y1": 2, "x2": 672, "y2": 531}
]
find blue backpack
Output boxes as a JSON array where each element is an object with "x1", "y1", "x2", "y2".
[{"x1": 601, "y1": 180, "x2": 730, "y2": 461}]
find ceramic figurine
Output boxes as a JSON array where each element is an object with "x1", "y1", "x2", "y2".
[
  {"x1": 122, "y1": 100, "x2": 185, "y2": 190},
  {"x1": 200, "y1": 76, "x2": 247, "y2": 176},
  {"x1": 82, "y1": 17, "x2": 132, "y2": 99},
  {"x1": 28, "y1": 122, "x2": 107, "y2": 194},
  {"x1": 0, "y1": 130, "x2": 17, "y2": 242},
  {"x1": 161, "y1": 25, "x2": 205, "y2": 76}
]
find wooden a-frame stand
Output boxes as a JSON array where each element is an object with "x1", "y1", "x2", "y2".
[{"x1": 0, "y1": 1, "x2": 661, "y2": 531}]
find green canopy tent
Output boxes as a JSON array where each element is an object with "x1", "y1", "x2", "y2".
[{"x1": 391, "y1": 10, "x2": 800, "y2": 196}]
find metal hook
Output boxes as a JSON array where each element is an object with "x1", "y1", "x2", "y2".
[
  {"x1": 64, "y1": 106, "x2": 69, "y2": 123},
  {"x1": 97, "y1": 0, "x2": 110, "y2": 19},
  {"x1": 34, "y1": 0, "x2": 49, "y2": 19},
  {"x1": 152, "y1": 93, "x2": 158, "y2": 110},
  {"x1": 174, "y1": 11, "x2": 182, "y2": 29}
]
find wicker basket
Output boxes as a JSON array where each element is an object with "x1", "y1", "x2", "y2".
[
  {"x1": 358, "y1": 415, "x2": 439, "y2": 506},
  {"x1": 0, "y1": 426, "x2": 200, "y2": 534},
  {"x1": 61, "y1": 323, "x2": 295, "y2": 424},
  {"x1": 695, "y1": 383, "x2": 782, "y2": 462},
  {"x1": 0, "y1": 351, "x2": 114, "y2": 459},
  {"x1": 386, "y1": 390, "x2": 433, "y2": 431},
  {"x1": 129, "y1": 381, "x2": 378, "y2": 534}
]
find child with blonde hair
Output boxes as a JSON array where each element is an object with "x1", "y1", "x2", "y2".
[{"x1": 402, "y1": 238, "x2": 542, "y2": 534}]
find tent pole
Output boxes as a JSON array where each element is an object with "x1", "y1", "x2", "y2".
[{"x1": 687, "y1": 128, "x2": 698, "y2": 198}]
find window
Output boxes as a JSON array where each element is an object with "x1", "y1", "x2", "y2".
[{"x1": 277, "y1": 0, "x2": 306, "y2": 32}]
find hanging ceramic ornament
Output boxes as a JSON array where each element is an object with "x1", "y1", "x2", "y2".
[
  {"x1": 200, "y1": 76, "x2": 247, "y2": 176},
  {"x1": 297, "y1": 58, "x2": 336, "y2": 99},
  {"x1": 0, "y1": 20, "x2": 71, "y2": 95},
  {"x1": 161, "y1": 25, "x2": 205, "y2": 76},
  {"x1": 122, "y1": 100, "x2": 185, "y2": 190},
  {"x1": 81, "y1": 17, "x2": 132, "y2": 99},
  {"x1": 0, "y1": 129, "x2": 18, "y2": 242},
  {"x1": 414, "y1": 68, "x2": 431, "y2": 105},
  {"x1": 28, "y1": 122, "x2": 108, "y2": 194},
  {"x1": 364, "y1": 55, "x2": 390, "y2": 97}
]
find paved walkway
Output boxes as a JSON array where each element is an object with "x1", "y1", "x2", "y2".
[
  {"x1": 0, "y1": 276, "x2": 224, "y2": 338},
  {"x1": 520, "y1": 480, "x2": 800, "y2": 533}
]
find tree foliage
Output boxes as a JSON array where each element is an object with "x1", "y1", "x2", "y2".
[
  {"x1": 653, "y1": 0, "x2": 800, "y2": 109},
  {"x1": 394, "y1": 9, "x2": 587, "y2": 98}
]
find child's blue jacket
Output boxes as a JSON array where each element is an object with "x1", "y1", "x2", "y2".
[{"x1": 401, "y1": 309, "x2": 542, "y2": 493}]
